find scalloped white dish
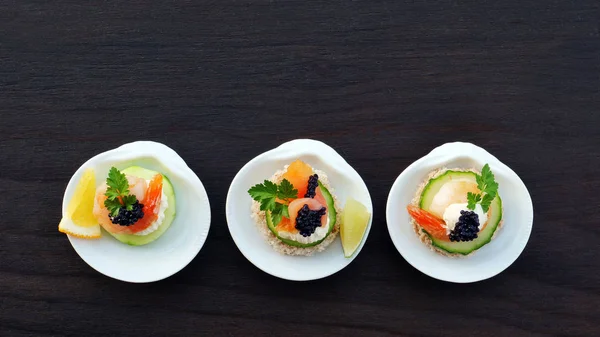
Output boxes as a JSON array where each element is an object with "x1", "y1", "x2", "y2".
[
  {"x1": 62, "y1": 141, "x2": 211, "y2": 283},
  {"x1": 226, "y1": 139, "x2": 373, "y2": 281},
  {"x1": 386, "y1": 142, "x2": 533, "y2": 283}
]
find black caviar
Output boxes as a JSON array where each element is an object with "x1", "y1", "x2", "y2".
[
  {"x1": 295, "y1": 204, "x2": 327, "y2": 237},
  {"x1": 109, "y1": 201, "x2": 145, "y2": 226},
  {"x1": 449, "y1": 210, "x2": 480, "y2": 242},
  {"x1": 304, "y1": 174, "x2": 319, "y2": 198}
]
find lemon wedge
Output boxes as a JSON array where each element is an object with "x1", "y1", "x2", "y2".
[
  {"x1": 341, "y1": 197, "x2": 370, "y2": 258},
  {"x1": 58, "y1": 169, "x2": 101, "y2": 239}
]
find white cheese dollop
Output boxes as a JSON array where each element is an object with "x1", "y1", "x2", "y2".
[
  {"x1": 442, "y1": 203, "x2": 488, "y2": 235},
  {"x1": 278, "y1": 216, "x2": 330, "y2": 244}
]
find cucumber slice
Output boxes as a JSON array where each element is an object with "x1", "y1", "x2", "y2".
[
  {"x1": 265, "y1": 182, "x2": 336, "y2": 248},
  {"x1": 105, "y1": 166, "x2": 176, "y2": 246},
  {"x1": 419, "y1": 170, "x2": 502, "y2": 255}
]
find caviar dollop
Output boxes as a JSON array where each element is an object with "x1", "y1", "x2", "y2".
[
  {"x1": 449, "y1": 210, "x2": 480, "y2": 242},
  {"x1": 304, "y1": 174, "x2": 319, "y2": 198},
  {"x1": 295, "y1": 204, "x2": 327, "y2": 237},
  {"x1": 109, "y1": 201, "x2": 145, "y2": 226}
]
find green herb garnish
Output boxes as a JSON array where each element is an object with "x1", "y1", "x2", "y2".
[
  {"x1": 248, "y1": 179, "x2": 298, "y2": 225},
  {"x1": 467, "y1": 164, "x2": 499, "y2": 212},
  {"x1": 104, "y1": 167, "x2": 138, "y2": 217}
]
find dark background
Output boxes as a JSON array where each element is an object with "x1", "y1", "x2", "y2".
[{"x1": 1, "y1": 0, "x2": 599, "y2": 336}]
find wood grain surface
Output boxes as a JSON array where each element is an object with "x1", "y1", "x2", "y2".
[{"x1": 1, "y1": 0, "x2": 599, "y2": 336}]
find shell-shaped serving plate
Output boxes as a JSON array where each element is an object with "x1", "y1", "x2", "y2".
[
  {"x1": 226, "y1": 139, "x2": 373, "y2": 281},
  {"x1": 386, "y1": 142, "x2": 533, "y2": 283},
  {"x1": 63, "y1": 141, "x2": 211, "y2": 283}
]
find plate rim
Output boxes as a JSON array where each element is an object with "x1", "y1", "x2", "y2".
[
  {"x1": 64, "y1": 140, "x2": 211, "y2": 283},
  {"x1": 225, "y1": 138, "x2": 373, "y2": 281},
  {"x1": 385, "y1": 141, "x2": 534, "y2": 283}
]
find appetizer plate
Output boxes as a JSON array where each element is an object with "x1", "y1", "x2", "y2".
[
  {"x1": 62, "y1": 141, "x2": 211, "y2": 283},
  {"x1": 386, "y1": 142, "x2": 533, "y2": 283},
  {"x1": 226, "y1": 139, "x2": 373, "y2": 281}
]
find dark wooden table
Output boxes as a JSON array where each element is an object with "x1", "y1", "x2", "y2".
[{"x1": 2, "y1": 1, "x2": 599, "y2": 336}]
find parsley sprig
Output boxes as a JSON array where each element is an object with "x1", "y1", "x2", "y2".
[
  {"x1": 104, "y1": 167, "x2": 139, "y2": 217},
  {"x1": 467, "y1": 164, "x2": 499, "y2": 213},
  {"x1": 248, "y1": 179, "x2": 298, "y2": 225}
]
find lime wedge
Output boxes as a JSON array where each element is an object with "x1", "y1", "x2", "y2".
[{"x1": 341, "y1": 197, "x2": 370, "y2": 258}]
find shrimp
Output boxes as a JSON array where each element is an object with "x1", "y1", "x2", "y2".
[{"x1": 93, "y1": 175, "x2": 149, "y2": 234}]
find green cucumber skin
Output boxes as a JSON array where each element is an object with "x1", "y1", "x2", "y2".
[
  {"x1": 265, "y1": 182, "x2": 336, "y2": 248},
  {"x1": 419, "y1": 170, "x2": 502, "y2": 255},
  {"x1": 105, "y1": 166, "x2": 176, "y2": 246}
]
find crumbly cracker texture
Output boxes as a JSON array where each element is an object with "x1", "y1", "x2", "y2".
[
  {"x1": 251, "y1": 166, "x2": 341, "y2": 256},
  {"x1": 410, "y1": 167, "x2": 504, "y2": 258}
]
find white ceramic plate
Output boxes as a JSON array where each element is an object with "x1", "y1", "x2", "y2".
[
  {"x1": 226, "y1": 139, "x2": 373, "y2": 281},
  {"x1": 62, "y1": 141, "x2": 211, "y2": 283},
  {"x1": 386, "y1": 142, "x2": 533, "y2": 283}
]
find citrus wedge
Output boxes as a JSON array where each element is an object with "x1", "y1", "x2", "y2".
[
  {"x1": 58, "y1": 217, "x2": 101, "y2": 239},
  {"x1": 341, "y1": 197, "x2": 370, "y2": 258},
  {"x1": 58, "y1": 168, "x2": 101, "y2": 239}
]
